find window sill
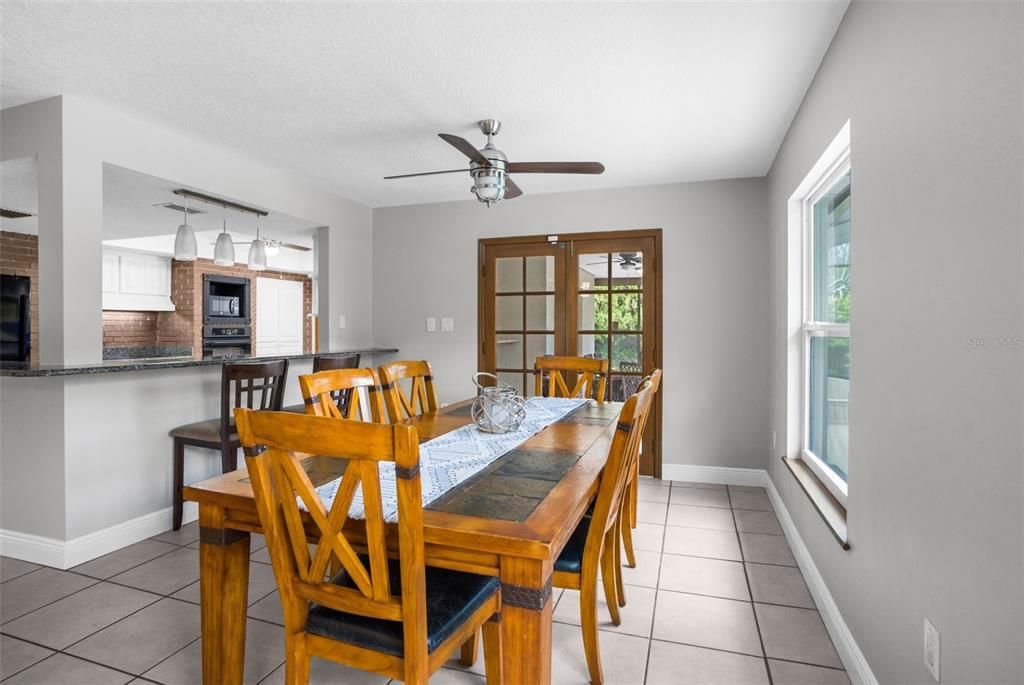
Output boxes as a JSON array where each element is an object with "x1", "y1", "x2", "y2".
[{"x1": 781, "y1": 457, "x2": 850, "y2": 550}]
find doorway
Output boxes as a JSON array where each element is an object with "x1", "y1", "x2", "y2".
[{"x1": 479, "y1": 229, "x2": 663, "y2": 477}]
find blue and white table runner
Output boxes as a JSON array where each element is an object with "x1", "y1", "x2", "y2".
[{"x1": 308, "y1": 396, "x2": 588, "y2": 523}]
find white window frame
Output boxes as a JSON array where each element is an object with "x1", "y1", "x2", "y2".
[{"x1": 788, "y1": 120, "x2": 851, "y2": 507}]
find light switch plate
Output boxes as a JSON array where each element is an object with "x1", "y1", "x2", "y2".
[
  {"x1": 441, "y1": 317, "x2": 454, "y2": 332},
  {"x1": 426, "y1": 317, "x2": 437, "y2": 332},
  {"x1": 924, "y1": 618, "x2": 940, "y2": 682},
  {"x1": 338, "y1": 315, "x2": 346, "y2": 329}
]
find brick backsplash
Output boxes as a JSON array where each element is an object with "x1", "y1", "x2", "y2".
[
  {"x1": 0, "y1": 231, "x2": 40, "y2": 361},
  {"x1": 102, "y1": 311, "x2": 160, "y2": 347}
]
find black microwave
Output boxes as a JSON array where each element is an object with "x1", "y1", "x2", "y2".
[
  {"x1": 203, "y1": 274, "x2": 250, "y2": 325},
  {"x1": 209, "y1": 295, "x2": 240, "y2": 317}
]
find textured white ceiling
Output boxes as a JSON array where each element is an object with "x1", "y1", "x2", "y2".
[{"x1": 1, "y1": 1, "x2": 848, "y2": 208}]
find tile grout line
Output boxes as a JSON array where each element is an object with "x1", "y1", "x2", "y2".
[
  {"x1": 727, "y1": 485, "x2": 775, "y2": 685},
  {"x1": 640, "y1": 480, "x2": 673, "y2": 685}
]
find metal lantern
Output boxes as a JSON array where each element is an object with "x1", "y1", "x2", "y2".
[{"x1": 471, "y1": 373, "x2": 527, "y2": 433}]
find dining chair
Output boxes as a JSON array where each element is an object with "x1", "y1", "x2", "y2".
[
  {"x1": 533, "y1": 355, "x2": 609, "y2": 402},
  {"x1": 236, "y1": 409, "x2": 503, "y2": 685},
  {"x1": 284, "y1": 354, "x2": 361, "y2": 414},
  {"x1": 299, "y1": 367, "x2": 387, "y2": 423},
  {"x1": 616, "y1": 369, "x2": 662, "y2": 607},
  {"x1": 168, "y1": 359, "x2": 288, "y2": 530},
  {"x1": 378, "y1": 360, "x2": 440, "y2": 423},
  {"x1": 552, "y1": 378, "x2": 656, "y2": 685}
]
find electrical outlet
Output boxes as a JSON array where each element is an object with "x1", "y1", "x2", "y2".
[
  {"x1": 441, "y1": 317, "x2": 454, "y2": 332},
  {"x1": 338, "y1": 315, "x2": 346, "y2": 329},
  {"x1": 924, "y1": 619, "x2": 940, "y2": 682},
  {"x1": 425, "y1": 317, "x2": 437, "y2": 333}
]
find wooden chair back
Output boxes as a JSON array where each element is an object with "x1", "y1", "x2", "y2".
[
  {"x1": 309, "y1": 354, "x2": 362, "y2": 417},
  {"x1": 236, "y1": 409, "x2": 428, "y2": 664},
  {"x1": 533, "y1": 355, "x2": 609, "y2": 402},
  {"x1": 585, "y1": 379, "x2": 656, "y2": 556},
  {"x1": 378, "y1": 361, "x2": 440, "y2": 423},
  {"x1": 220, "y1": 359, "x2": 289, "y2": 438},
  {"x1": 299, "y1": 368, "x2": 387, "y2": 423}
]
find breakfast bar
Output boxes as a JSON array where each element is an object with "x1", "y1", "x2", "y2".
[{"x1": 0, "y1": 348, "x2": 397, "y2": 569}]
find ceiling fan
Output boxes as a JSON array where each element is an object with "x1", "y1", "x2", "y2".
[
  {"x1": 384, "y1": 119, "x2": 605, "y2": 206},
  {"x1": 588, "y1": 252, "x2": 643, "y2": 272},
  {"x1": 226, "y1": 237, "x2": 311, "y2": 253}
]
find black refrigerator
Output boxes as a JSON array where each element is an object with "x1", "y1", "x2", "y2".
[{"x1": 1, "y1": 274, "x2": 31, "y2": 361}]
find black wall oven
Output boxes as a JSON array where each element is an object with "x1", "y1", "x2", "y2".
[
  {"x1": 202, "y1": 275, "x2": 251, "y2": 357},
  {"x1": 1, "y1": 274, "x2": 31, "y2": 362}
]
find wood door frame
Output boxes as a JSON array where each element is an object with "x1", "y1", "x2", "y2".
[{"x1": 478, "y1": 228, "x2": 664, "y2": 478}]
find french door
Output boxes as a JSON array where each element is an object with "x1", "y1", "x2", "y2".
[{"x1": 479, "y1": 230, "x2": 662, "y2": 477}]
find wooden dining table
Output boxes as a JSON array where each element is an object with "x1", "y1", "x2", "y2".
[{"x1": 183, "y1": 397, "x2": 623, "y2": 685}]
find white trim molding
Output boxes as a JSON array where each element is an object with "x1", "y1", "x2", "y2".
[
  {"x1": 763, "y1": 474, "x2": 878, "y2": 685},
  {"x1": 662, "y1": 464, "x2": 878, "y2": 685},
  {"x1": 0, "y1": 505, "x2": 198, "y2": 569},
  {"x1": 661, "y1": 463, "x2": 766, "y2": 487}
]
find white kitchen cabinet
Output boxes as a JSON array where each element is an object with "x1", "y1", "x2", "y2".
[
  {"x1": 102, "y1": 253, "x2": 120, "y2": 294},
  {"x1": 256, "y1": 277, "x2": 304, "y2": 356},
  {"x1": 102, "y1": 249, "x2": 175, "y2": 311}
]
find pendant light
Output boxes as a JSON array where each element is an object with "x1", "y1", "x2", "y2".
[
  {"x1": 213, "y1": 207, "x2": 235, "y2": 266},
  {"x1": 173, "y1": 195, "x2": 197, "y2": 261},
  {"x1": 247, "y1": 215, "x2": 267, "y2": 271}
]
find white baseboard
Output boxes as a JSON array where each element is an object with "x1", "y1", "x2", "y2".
[
  {"x1": 0, "y1": 506, "x2": 199, "y2": 570},
  {"x1": 661, "y1": 463, "x2": 767, "y2": 487},
  {"x1": 763, "y1": 475, "x2": 879, "y2": 685}
]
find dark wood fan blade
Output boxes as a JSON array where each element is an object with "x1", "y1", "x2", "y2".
[
  {"x1": 383, "y1": 168, "x2": 469, "y2": 180},
  {"x1": 504, "y1": 176, "x2": 524, "y2": 199},
  {"x1": 507, "y1": 161, "x2": 605, "y2": 174},
  {"x1": 279, "y1": 243, "x2": 311, "y2": 252},
  {"x1": 438, "y1": 134, "x2": 491, "y2": 167}
]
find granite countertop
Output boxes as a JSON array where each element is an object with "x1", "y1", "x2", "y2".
[{"x1": 0, "y1": 348, "x2": 399, "y2": 377}]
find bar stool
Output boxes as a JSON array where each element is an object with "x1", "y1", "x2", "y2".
[
  {"x1": 168, "y1": 359, "x2": 289, "y2": 530},
  {"x1": 283, "y1": 354, "x2": 361, "y2": 414}
]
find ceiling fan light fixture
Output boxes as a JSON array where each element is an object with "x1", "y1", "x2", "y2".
[
  {"x1": 213, "y1": 217, "x2": 235, "y2": 266},
  {"x1": 471, "y1": 168, "x2": 505, "y2": 205},
  {"x1": 172, "y1": 197, "x2": 197, "y2": 262},
  {"x1": 264, "y1": 241, "x2": 280, "y2": 257}
]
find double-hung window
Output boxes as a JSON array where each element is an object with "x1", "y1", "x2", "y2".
[{"x1": 800, "y1": 154, "x2": 851, "y2": 505}]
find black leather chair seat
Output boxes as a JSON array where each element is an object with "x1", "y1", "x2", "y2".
[
  {"x1": 306, "y1": 559, "x2": 499, "y2": 657},
  {"x1": 168, "y1": 418, "x2": 237, "y2": 446},
  {"x1": 555, "y1": 514, "x2": 592, "y2": 574}
]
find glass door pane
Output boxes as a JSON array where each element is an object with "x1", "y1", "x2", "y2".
[{"x1": 483, "y1": 244, "x2": 563, "y2": 396}]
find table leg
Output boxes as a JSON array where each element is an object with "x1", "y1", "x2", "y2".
[
  {"x1": 198, "y1": 503, "x2": 251, "y2": 685},
  {"x1": 499, "y1": 557, "x2": 553, "y2": 685}
]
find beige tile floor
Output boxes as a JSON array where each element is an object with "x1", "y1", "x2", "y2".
[{"x1": 0, "y1": 480, "x2": 850, "y2": 684}]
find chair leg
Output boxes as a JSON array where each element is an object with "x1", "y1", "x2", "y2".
[
  {"x1": 620, "y1": 492, "x2": 637, "y2": 569},
  {"x1": 221, "y1": 443, "x2": 238, "y2": 473},
  {"x1": 600, "y1": 533, "x2": 621, "y2": 627},
  {"x1": 613, "y1": 520, "x2": 626, "y2": 608},
  {"x1": 284, "y1": 634, "x2": 309, "y2": 685},
  {"x1": 580, "y1": 565, "x2": 605, "y2": 685},
  {"x1": 482, "y1": 616, "x2": 503, "y2": 685},
  {"x1": 629, "y1": 468, "x2": 638, "y2": 528},
  {"x1": 172, "y1": 438, "x2": 184, "y2": 531},
  {"x1": 460, "y1": 631, "x2": 479, "y2": 667}
]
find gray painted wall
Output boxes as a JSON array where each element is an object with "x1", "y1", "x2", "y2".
[
  {"x1": 373, "y1": 179, "x2": 770, "y2": 469},
  {"x1": 767, "y1": 2, "x2": 1024, "y2": 683}
]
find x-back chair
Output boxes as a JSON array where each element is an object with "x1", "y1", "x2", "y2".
[{"x1": 236, "y1": 409, "x2": 502, "y2": 684}]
